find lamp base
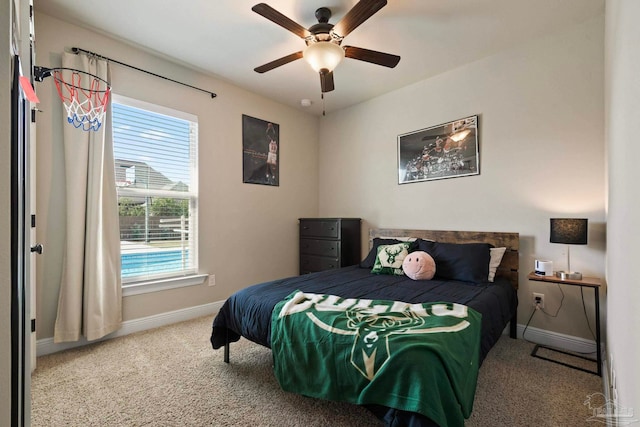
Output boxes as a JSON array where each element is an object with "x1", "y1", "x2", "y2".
[{"x1": 555, "y1": 271, "x2": 583, "y2": 280}]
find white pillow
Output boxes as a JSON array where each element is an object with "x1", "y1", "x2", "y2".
[
  {"x1": 375, "y1": 236, "x2": 418, "y2": 242},
  {"x1": 488, "y1": 247, "x2": 507, "y2": 282}
]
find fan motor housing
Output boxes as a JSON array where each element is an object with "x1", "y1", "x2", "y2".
[{"x1": 309, "y1": 7, "x2": 334, "y2": 37}]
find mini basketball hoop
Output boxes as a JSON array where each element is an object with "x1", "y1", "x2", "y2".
[{"x1": 51, "y1": 68, "x2": 111, "y2": 132}]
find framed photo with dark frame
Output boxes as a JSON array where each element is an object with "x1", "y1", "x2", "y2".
[
  {"x1": 242, "y1": 114, "x2": 279, "y2": 186},
  {"x1": 398, "y1": 115, "x2": 479, "y2": 184}
]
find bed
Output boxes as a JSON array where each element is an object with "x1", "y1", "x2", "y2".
[{"x1": 210, "y1": 228, "x2": 519, "y2": 427}]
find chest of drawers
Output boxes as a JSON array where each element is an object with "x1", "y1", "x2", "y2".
[{"x1": 299, "y1": 218, "x2": 361, "y2": 274}]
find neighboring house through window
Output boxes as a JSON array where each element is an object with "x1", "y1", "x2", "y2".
[{"x1": 112, "y1": 95, "x2": 198, "y2": 287}]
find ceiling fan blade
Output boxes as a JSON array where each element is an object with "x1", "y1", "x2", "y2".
[
  {"x1": 320, "y1": 71, "x2": 335, "y2": 93},
  {"x1": 344, "y1": 46, "x2": 400, "y2": 68},
  {"x1": 252, "y1": 3, "x2": 311, "y2": 39},
  {"x1": 332, "y1": 0, "x2": 387, "y2": 38},
  {"x1": 254, "y1": 51, "x2": 304, "y2": 73}
]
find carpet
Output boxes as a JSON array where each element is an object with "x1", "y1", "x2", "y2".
[{"x1": 31, "y1": 315, "x2": 603, "y2": 426}]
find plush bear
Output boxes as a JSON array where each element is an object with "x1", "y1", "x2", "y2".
[{"x1": 402, "y1": 251, "x2": 436, "y2": 280}]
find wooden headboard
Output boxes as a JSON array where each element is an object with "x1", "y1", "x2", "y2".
[{"x1": 369, "y1": 228, "x2": 520, "y2": 289}]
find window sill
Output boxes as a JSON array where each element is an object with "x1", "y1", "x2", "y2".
[{"x1": 123, "y1": 273, "x2": 209, "y2": 297}]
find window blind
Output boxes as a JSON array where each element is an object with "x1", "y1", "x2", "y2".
[{"x1": 112, "y1": 97, "x2": 198, "y2": 283}]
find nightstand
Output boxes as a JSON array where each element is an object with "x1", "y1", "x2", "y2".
[{"x1": 527, "y1": 272, "x2": 603, "y2": 376}]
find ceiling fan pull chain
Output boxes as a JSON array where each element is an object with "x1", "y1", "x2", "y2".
[{"x1": 322, "y1": 93, "x2": 325, "y2": 116}]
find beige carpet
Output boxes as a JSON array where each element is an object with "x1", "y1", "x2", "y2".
[{"x1": 31, "y1": 316, "x2": 603, "y2": 426}]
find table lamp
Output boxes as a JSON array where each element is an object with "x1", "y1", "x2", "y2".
[{"x1": 550, "y1": 218, "x2": 588, "y2": 280}]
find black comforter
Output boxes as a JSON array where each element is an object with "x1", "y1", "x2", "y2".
[{"x1": 210, "y1": 265, "x2": 518, "y2": 426}]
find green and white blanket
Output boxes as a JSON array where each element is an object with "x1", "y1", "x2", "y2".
[{"x1": 271, "y1": 291, "x2": 482, "y2": 427}]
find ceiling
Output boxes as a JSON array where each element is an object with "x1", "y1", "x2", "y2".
[{"x1": 33, "y1": 0, "x2": 604, "y2": 116}]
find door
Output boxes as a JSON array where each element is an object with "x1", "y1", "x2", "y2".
[
  {"x1": 11, "y1": 54, "x2": 32, "y2": 427},
  {"x1": 11, "y1": 1, "x2": 35, "y2": 425},
  {"x1": 28, "y1": 39, "x2": 37, "y2": 375}
]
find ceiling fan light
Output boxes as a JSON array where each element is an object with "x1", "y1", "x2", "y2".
[{"x1": 303, "y1": 42, "x2": 345, "y2": 73}]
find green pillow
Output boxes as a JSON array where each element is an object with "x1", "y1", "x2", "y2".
[{"x1": 371, "y1": 242, "x2": 411, "y2": 275}]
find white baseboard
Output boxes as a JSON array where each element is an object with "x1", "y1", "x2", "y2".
[
  {"x1": 516, "y1": 323, "x2": 597, "y2": 354},
  {"x1": 37, "y1": 300, "x2": 225, "y2": 356},
  {"x1": 600, "y1": 357, "x2": 615, "y2": 427}
]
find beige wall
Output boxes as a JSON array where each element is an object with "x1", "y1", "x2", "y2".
[
  {"x1": 318, "y1": 15, "x2": 606, "y2": 340},
  {"x1": 605, "y1": 0, "x2": 640, "y2": 413},
  {"x1": 34, "y1": 12, "x2": 320, "y2": 339},
  {"x1": 0, "y1": 0, "x2": 13, "y2": 420}
]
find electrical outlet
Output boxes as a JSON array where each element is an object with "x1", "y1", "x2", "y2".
[
  {"x1": 208, "y1": 274, "x2": 215, "y2": 287},
  {"x1": 532, "y1": 292, "x2": 545, "y2": 309}
]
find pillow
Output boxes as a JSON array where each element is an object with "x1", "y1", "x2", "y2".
[
  {"x1": 488, "y1": 247, "x2": 507, "y2": 282},
  {"x1": 416, "y1": 240, "x2": 491, "y2": 284},
  {"x1": 415, "y1": 238, "x2": 437, "y2": 252},
  {"x1": 402, "y1": 251, "x2": 436, "y2": 280},
  {"x1": 360, "y1": 238, "x2": 417, "y2": 268},
  {"x1": 371, "y1": 242, "x2": 411, "y2": 275},
  {"x1": 376, "y1": 236, "x2": 418, "y2": 242}
]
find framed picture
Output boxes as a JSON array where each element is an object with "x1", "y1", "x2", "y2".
[
  {"x1": 398, "y1": 115, "x2": 479, "y2": 184},
  {"x1": 242, "y1": 114, "x2": 279, "y2": 186}
]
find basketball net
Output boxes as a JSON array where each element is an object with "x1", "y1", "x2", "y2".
[{"x1": 52, "y1": 68, "x2": 111, "y2": 132}]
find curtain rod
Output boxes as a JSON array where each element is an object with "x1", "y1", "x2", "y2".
[{"x1": 71, "y1": 47, "x2": 217, "y2": 99}]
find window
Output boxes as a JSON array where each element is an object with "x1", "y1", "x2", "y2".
[{"x1": 112, "y1": 95, "x2": 198, "y2": 285}]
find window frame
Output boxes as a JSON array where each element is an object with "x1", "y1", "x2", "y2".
[{"x1": 111, "y1": 94, "x2": 201, "y2": 293}]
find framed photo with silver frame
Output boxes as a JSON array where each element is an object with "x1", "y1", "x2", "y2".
[{"x1": 398, "y1": 115, "x2": 479, "y2": 184}]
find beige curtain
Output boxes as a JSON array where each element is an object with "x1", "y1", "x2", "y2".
[{"x1": 54, "y1": 52, "x2": 122, "y2": 343}]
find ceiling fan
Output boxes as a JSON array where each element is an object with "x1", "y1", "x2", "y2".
[{"x1": 252, "y1": 0, "x2": 401, "y2": 93}]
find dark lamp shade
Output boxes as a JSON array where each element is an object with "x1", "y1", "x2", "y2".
[{"x1": 550, "y1": 218, "x2": 588, "y2": 245}]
